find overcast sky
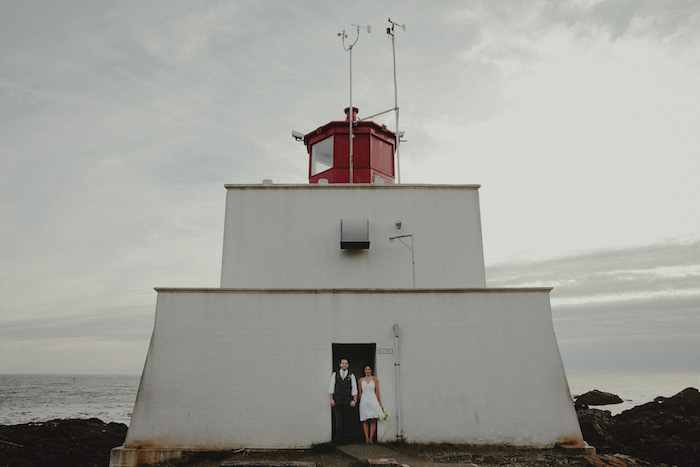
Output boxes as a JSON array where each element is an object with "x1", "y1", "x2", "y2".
[{"x1": 1, "y1": 1, "x2": 699, "y2": 378}]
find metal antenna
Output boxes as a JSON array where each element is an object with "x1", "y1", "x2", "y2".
[
  {"x1": 338, "y1": 24, "x2": 371, "y2": 184},
  {"x1": 387, "y1": 18, "x2": 406, "y2": 183}
]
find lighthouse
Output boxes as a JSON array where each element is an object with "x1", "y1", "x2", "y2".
[
  {"x1": 110, "y1": 106, "x2": 584, "y2": 465},
  {"x1": 304, "y1": 107, "x2": 396, "y2": 184}
]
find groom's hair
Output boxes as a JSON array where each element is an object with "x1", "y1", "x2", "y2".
[{"x1": 339, "y1": 357, "x2": 348, "y2": 364}]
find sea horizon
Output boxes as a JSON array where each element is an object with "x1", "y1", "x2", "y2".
[{"x1": 1, "y1": 371, "x2": 698, "y2": 425}]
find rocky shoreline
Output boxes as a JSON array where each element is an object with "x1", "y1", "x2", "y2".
[
  {"x1": 576, "y1": 387, "x2": 699, "y2": 466},
  {"x1": 0, "y1": 418, "x2": 127, "y2": 466},
  {"x1": 1, "y1": 387, "x2": 697, "y2": 466}
]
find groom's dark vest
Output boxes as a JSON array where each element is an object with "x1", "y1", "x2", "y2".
[{"x1": 335, "y1": 372, "x2": 352, "y2": 402}]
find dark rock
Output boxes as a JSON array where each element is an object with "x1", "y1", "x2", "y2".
[
  {"x1": 574, "y1": 400, "x2": 589, "y2": 411},
  {"x1": 0, "y1": 418, "x2": 127, "y2": 467},
  {"x1": 575, "y1": 390, "x2": 624, "y2": 406},
  {"x1": 578, "y1": 387, "x2": 700, "y2": 467},
  {"x1": 584, "y1": 454, "x2": 647, "y2": 466},
  {"x1": 576, "y1": 408, "x2": 623, "y2": 453}
]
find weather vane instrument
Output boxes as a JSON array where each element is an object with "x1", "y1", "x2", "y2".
[{"x1": 338, "y1": 24, "x2": 371, "y2": 184}]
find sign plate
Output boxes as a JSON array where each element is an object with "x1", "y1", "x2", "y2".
[{"x1": 377, "y1": 348, "x2": 393, "y2": 354}]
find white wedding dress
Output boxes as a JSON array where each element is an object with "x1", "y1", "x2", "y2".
[{"x1": 359, "y1": 378, "x2": 383, "y2": 421}]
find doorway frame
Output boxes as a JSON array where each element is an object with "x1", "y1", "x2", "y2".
[{"x1": 331, "y1": 343, "x2": 377, "y2": 443}]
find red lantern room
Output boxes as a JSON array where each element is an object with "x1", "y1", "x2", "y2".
[{"x1": 303, "y1": 107, "x2": 396, "y2": 184}]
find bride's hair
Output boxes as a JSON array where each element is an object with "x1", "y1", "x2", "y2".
[{"x1": 363, "y1": 365, "x2": 373, "y2": 374}]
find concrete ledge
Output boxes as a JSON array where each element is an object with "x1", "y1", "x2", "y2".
[
  {"x1": 153, "y1": 287, "x2": 554, "y2": 294},
  {"x1": 367, "y1": 458, "x2": 400, "y2": 466},
  {"x1": 224, "y1": 184, "x2": 482, "y2": 190},
  {"x1": 555, "y1": 443, "x2": 597, "y2": 456},
  {"x1": 335, "y1": 444, "x2": 418, "y2": 466}
]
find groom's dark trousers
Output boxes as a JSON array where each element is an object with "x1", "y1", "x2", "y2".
[{"x1": 333, "y1": 372, "x2": 353, "y2": 443}]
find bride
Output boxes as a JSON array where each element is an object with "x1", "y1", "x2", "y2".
[{"x1": 358, "y1": 365, "x2": 384, "y2": 444}]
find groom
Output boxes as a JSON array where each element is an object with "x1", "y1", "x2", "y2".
[{"x1": 329, "y1": 358, "x2": 358, "y2": 444}]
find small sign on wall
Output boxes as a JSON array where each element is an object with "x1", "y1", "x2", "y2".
[{"x1": 377, "y1": 348, "x2": 393, "y2": 354}]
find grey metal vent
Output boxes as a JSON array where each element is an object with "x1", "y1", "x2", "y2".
[{"x1": 340, "y1": 219, "x2": 370, "y2": 249}]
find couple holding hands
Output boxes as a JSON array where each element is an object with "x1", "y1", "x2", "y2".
[{"x1": 329, "y1": 358, "x2": 384, "y2": 445}]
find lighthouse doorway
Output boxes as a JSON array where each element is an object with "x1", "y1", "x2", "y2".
[{"x1": 331, "y1": 343, "x2": 376, "y2": 443}]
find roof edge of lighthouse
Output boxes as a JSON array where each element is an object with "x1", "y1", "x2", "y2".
[{"x1": 223, "y1": 183, "x2": 482, "y2": 190}]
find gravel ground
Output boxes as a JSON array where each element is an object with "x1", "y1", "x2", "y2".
[
  {"x1": 0, "y1": 421, "x2": 654, "y2": 467},
  {"x1": 146, "y1": 443, "x2": 652, "y2": 467}
]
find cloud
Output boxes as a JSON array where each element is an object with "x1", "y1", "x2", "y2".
[
  {"x1": 542, "y1": 0, "x2": 700, "y2": 44},
  {"x1": 444, "y1": 1, "x2": 700, "y2": 46},
  {"x1": 487, "y1": 238, "x2": 700, "y2": 302},
  {"x1": 0, "y1": 310, "x2": 153, "y2": 342},
  {"x1": 1, "y1": 1, "x2": 699, "y2": 375},
  {"x1": 554, "y1": 295, "x2": 700, "y2": 373},
  {"x1": 0, "y1": 336, "x2": 149, "y2": 374},
  {"x1": 487, "y1": 238, "x2": 700, "y2": 372}
]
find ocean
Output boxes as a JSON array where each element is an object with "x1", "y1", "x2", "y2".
[
  {"x1": 0, "y1": 372, "x2": 698, "y2": 426},
  {"x1": 0, "y1": 374, "x2": 140, "y2": 426},
  {"x1": 566, "y1": 371, "x2": 700, "y2": 415}
]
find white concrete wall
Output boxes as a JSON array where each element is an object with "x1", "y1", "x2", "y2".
[
  {"x1": 220, "y1": 185, "x2": 486, "y2": 289},
  {"x1": 125, "y1": 289, "x2": 582, "y2": 449}
]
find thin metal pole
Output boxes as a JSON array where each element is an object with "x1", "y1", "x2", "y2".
[
  {"x1": 393, "y1": 324, "x2": 401, "y2": 441},
  {"x1": 409, "y1": 236, "x2": 415, "y2": 288},
  {"x1": 339, "y1": 25, "x2": 369, "y2": 184},
  {"x1": 349, "y1": 45, "x2": 353, "y2": 184},
  {"x1": 398, "y1": 236, "x2": 414, "y2": 288},
  {"x1": 390, "y1": 234, "x2": 415, "y2": 288},
  {"x1": 391, "y1": 32, "x2": 400, "y2": 184}
]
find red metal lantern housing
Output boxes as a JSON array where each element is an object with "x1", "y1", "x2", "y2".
[{"x1": 303, "y1": 108, "x2": 396, "y2": 184}]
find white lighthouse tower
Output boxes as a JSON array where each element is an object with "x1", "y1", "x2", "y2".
[{"x1": 109, "y1": 107, "x2": 584, "y2": 466}]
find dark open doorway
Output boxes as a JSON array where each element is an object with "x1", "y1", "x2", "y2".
[{"x1": 331, "y1": 343, "x2": 376, "y2": 443}]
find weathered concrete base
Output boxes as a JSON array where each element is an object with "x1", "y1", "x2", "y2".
[
  {"x1": 109, "y1": 446, "x2": 183, "y2": 466},
  {"x1": 367, "y1": 458, "x2": 404, "y2": 467},
  {"x1": 336, "y1": 444, "x2": 424, "y2": 466}
]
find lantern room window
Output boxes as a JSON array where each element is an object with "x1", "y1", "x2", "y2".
[{"x1": 311, "y1": 136, "x2": 333, "y2": 176}]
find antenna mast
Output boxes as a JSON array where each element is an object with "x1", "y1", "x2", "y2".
[
  {"x1": 338, "y1": 24, "x2": 371, "y2": 184},
  {"x1": 387, "y1": 18, "x2": 406, "y2": 184}
]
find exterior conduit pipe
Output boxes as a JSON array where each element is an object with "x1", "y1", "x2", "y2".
[{"x1": 393, "y1": 323, "x2": 402, "y2": 440}]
